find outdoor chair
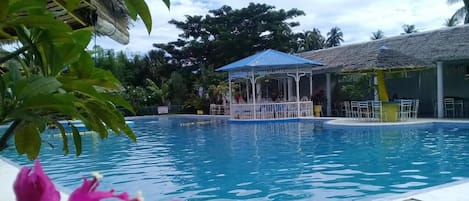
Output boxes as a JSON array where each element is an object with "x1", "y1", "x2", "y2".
[
  {"x1": 358, "y1": 101, "x2": 370, "y2": 121},
  {"x1": 398, "y1": 99, "x2": 413, "y2": 121},
  {"x1": 411, "y1": 100, "x2": 419, "y2": 119},
  {"x1": 371, "y1": 101, "x2": 383, "y2": 121},
  {"x1": 342, "y1": 101, "x2": 351, "y2": 117},
  {"x1": 350, "y1": 101, "x2": 360, "y2": 119},
  {"x1": 444, "y1": 98, "x2": 455, "y2": 118}
]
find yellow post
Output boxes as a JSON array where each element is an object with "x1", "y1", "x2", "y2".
[{"x1": 376, "y1": 70, "x2": 389, "y2": 102}]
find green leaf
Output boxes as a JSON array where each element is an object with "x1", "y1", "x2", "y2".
[
  {"x1": 52, "y1": 120, "x2": 69, "y2": 155},
  {"x1": 124, "y1": 0, "x2": 152, "y2": 34},
  {"x1": 71, "y1": 28, "x2": 93, "y2": 48},
  {"x1": 59, "y1": 78, "x2": 103, "y2": 99},
  {"x1": 18, "y1": 76, "x2": 62, "y2": 99},
  {"x1": 162, "y1": 0, "x2": 170, "y2": 9},
  {"x1": 101, "y1": 93, "x2": 135, "y2": 114},
  {"x1": 0, "y1": 0, "x2": 8, "y2": 21},
  {"x1": 17, "y1": 94, "x2": 80, "y2": 117},
  {"x1": 9, "y1": 15, "x2": 72, "y2": 33},
  {"x1": 71, "y1": 125, "x2": 81, "y2": 156},
  {"x1": 65, "y1": 0, "x2": 82, "y2": 11},
  {"x1": 60, "y1": 44, "x2": 83, "y2": 65},
  {"x1": 8, "y1": 0, "x2": 45, "y2": 14},
  {"x1": 14, "y1": 122, "x2": 42, "y2": 160}
]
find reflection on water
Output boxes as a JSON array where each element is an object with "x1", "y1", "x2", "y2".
[{"x1": 3, "y1": 117, "x2": 469, "y2": 200}]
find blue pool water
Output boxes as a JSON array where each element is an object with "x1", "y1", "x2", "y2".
[{"x1": 3, "y1": 117, "x2": 469, "y2": 200}]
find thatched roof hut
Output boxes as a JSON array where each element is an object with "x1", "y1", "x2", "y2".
[{"x1": 298, "y1": 24, "x2": 469, "y2": 73}]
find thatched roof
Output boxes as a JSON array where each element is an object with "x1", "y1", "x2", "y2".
[
  {"x1": 340, "y1": 46, "x2": 430, "y2": 73},
  {"x1": 2, "y1": 0, "x2": 130, "y2": 44},
  {"x1": 298, "y1": 24, "x2": 469, "y2": 74}
]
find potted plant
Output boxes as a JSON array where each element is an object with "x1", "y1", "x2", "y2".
[
  {"x1": 192, "y1": 97, "x2": 206, "y2": 115},
  {"x1": 312, "y1": 90, "x2": 325, "y2": 117}
]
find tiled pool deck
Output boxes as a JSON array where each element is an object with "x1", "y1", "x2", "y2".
[{"x1": 2, "y1": 116, "x2": 469, "y2": 201}]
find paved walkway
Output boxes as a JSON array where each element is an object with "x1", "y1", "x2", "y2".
[{"x1": 375, "y1": 179, "x2": 469, "y2": 201}]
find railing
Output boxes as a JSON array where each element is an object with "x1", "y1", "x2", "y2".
[
  {"x1": 231, "y1": 101, "x2": 313, "y2": 120},
  {"x1": 210, "y1": 104, "x2": 230, "y2": 115}
]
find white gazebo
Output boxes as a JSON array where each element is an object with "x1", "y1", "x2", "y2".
[{"x1": 216, "y1": 49, "x2": 324, "y2": 120}]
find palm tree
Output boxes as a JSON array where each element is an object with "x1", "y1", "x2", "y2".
[
  {"x1": 371, "y1": 30, "x2": 385, "y2": 40},
  {"x1": 326, "y1": 27, "x2": 344, "y2": 47},
  {"x1": 401, "y1": 24, "x2": 418, "y2": 34},
  {"x1": 447, "y1": 0, "x2": 469, "y2": 24},
  {"x1": 297, "y1": 28, "x2": 325, "y2": 52},
  {"x1": 445, "y1": 16, "x2": 460, "y2": 26}
]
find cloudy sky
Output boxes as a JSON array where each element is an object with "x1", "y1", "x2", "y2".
[{"x1": 94, "y1": 0, "x2": 464, "y2": 54}]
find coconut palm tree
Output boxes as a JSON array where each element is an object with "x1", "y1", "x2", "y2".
[
  {"x1": 445, "y1": 16, "x2": 460, "y2": 26},
  {"x1": 447, "y1": 0, "x2": 469, "y2": 24},
  {"x1": 326, "y1": 27, "x2": 344, "y2": 47},
  {"x1": 297, "y1": 28, "x2": 325, "y2": 51},
  {"x1": 401, "y1": 24, "x2": 418, "y2": 34},
  {"x1": 371, "y1": 30, "x2": 385, "y2": 40}
]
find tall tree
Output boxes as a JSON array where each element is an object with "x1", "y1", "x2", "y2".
[
  {"x1": 295, "y1": 28, "x2": 325, "y2": 52},
  {"x1": 371, "y1": 30, "x2": 385, "y2": 40},
  {"x1": 325, "y1": 27, "x2": 344, "y2": 47},
  {"x1": 155, "y1": 3, "x2": 305, "y2": 101},
  {"x1": 401, "y1": 24, "x2": 418, "y2": 34},
  {"x1": 448, "y1": 0, "x2": 469, "y2": 24}
]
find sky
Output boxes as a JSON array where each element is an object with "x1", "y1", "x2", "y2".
[{"x1": 93, "y1": 0, "x2": 464, "y2": 54}]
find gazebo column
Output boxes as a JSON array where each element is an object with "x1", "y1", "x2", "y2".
[
  {"x1": 437, "y1": 61, "x2": 444, "y2": 118},
  {"x1": 296, "y1": 70, "x2": 301, "y2": 117},
  {"x1": 288, "y1": 78, "x2": 293, "y2": 101},
  {"x1": 228, "y1": 74, "x2": 232, "y2": 118},
  {"x1": 326, "y1": 73, "x2": 332, "y2": 116},
  {"x1": 283, "y1": 78, "x2": 287, "y2": 101},
  {"x1": 309, "y1": 74, "x2": 313, "y2": 98},
  {"x1": 256, "y1": 82, "x2": 262, "y2": 101},
  {"x1": 251, "y1": 70, "x2": 257, "y2": 119},
  {"x1": 245, "y1": 80, "x2": 250, "y2": 103}
]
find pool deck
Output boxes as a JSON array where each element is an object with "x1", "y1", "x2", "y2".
[{"x1": 2, "y1": 115, "x2": 469, "y2": 200}]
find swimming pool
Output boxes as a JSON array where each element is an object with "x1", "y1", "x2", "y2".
[{"x1": 2, "y1": 116, "x2": 469, "y2": 200}]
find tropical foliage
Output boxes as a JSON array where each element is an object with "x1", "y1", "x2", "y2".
[
  {"x1": 447, "y1": 0, "x2": 469, "y2": 24},
  {"x1": 0, "y1": 0, "x2": 169, "y2": 160},
  {"x1": 371, "y1": 30, "x2": 385, "y2": 40},
  {"x1": 325, "y1": 27, "x2": 344, "y2": 47},
  {"x1": 401, "y1": 24, "x2": 418, "y2": 34}
]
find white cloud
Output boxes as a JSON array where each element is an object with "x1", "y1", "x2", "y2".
[{"x1": 92, "y1": 0, "x2": 464, "y2": 53}]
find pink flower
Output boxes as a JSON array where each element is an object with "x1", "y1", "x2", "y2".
[
  {"x1": 69, "y1": 174, "x2": 142, "y2": 201},
  {"x1": 14, "y1": 159, "x2": 61, "y2": 201}
]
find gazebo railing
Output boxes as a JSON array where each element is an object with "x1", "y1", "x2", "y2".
[{"x1": 231, "y1": 101, "x2": 313, "y2": 120}]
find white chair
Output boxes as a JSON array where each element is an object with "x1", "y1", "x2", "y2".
[
  {"x1": 350, "y1": 101, "x2": 360, "y2": 119},
  {"x1": 455, "y1": 99, "x2": 464, "y2": 117},
  {"x1": 399, "y1": 100, "x2": 413, "y2": 121},
  {"x1": 343, "y1": 101, "x2": 351, "y2": 117},
  {"x1": 411, "y1": 100, "x2": 419, "y2": 119},
  {"x1": 444, "y1": 98, "x2": 455, "y2": 118},
  {"x1": 371, "y1": 101, "x2": 383, "y2": 121},
  {"x1": 358, "y1": 101, "x2": 370, "y2": 121}
]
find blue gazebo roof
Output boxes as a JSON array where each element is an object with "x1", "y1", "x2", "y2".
[{"x1": 216, "y1": 49, "x2": 324, "y2": 72}]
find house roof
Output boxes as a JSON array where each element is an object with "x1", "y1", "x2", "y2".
[
  {"x1": 216, "y1": 49, "x2": 323, "y2": 72},
  {"x1": 340, "y1": 46, "x2": 430, "y2": 73},
  {"x1": 298, "y1": 24, "x2": 469, "y2": 73}
]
